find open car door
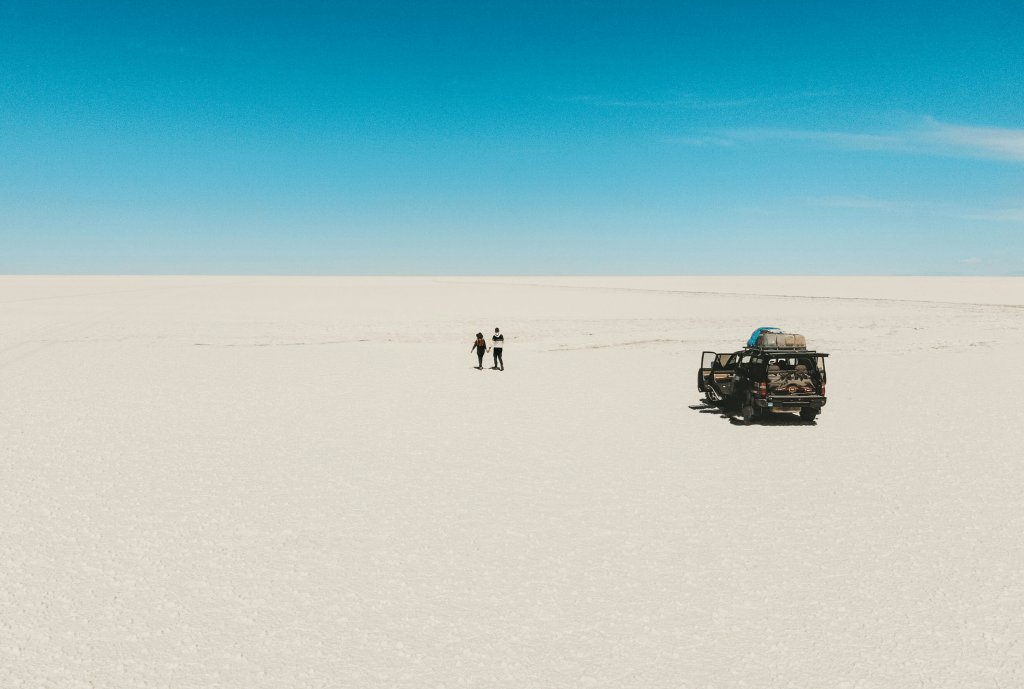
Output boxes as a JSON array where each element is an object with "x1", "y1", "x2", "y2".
[{"x1": 698, "y1": 351, "x2": 718, "y2": 395}]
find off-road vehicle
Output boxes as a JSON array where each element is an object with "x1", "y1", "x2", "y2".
[{"x1": 697, "y1": 330, "x2": 828, "y2": 424}]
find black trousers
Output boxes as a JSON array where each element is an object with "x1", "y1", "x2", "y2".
[
  {"x1": 493, "y1": 348, "x2": 503, "y2": 368},
  {"x1": 476, "y1": 347, "x2": 486, "y2": 367}
]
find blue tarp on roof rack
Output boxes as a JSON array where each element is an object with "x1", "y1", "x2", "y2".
[{"x1": 746, "y1": 326, "x2": 781, "y2": 347}]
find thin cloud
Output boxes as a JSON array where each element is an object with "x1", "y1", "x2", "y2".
[
  {"x1": 726, "y1": 128, "x2": 903, "y2": 150},
  {"x1": 803, "y1": 196, "x2": 899, "y2": 210},
  {"x1": 959, "y1": 257, "x2": 984, "y2": 264},
  {"x1": 665, "y1": 129, "x2": 898, "y2": 149},
  {"x1": 674, "y1": 118, "x2": 1024, "y2": 162},
  {"x1": 621, "y1": 95, "x2": 761, "y2": 109},
  {"x1": 805, "y1": 198, "x2": 1024, "y2": 222},
  {"x1": 560, "y1": 94, "x2": 757, "y2": 109},
  {"x1": 924, "y1": 120, "x2": 1024, "y2": 161},
  {"x1": 966, "y1": 207, "x2": 1024, "y2": 222},
  {"x1": 559, "y1": 89, "x2": 838, "y2": 111},
  {"x1": 664, "y1": 134, "x2": 738, "y2": 147}
]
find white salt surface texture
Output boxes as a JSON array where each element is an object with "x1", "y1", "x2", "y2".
[{"x1": 1, "y1": 276, "x2": 1023, "y2": 688}]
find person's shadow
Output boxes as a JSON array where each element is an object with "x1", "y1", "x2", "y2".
[{"x1": 688, "y1": 401, "x2": 731, "y2": 419}]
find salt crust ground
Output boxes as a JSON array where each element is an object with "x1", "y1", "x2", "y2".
[{"x1": 1, "y1": 276, "x2": 1022, "y2": 689}]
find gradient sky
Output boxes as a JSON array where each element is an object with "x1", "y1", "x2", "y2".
[{"x1": 2, "y1": 1, "x2": 1022, "y2": 274}]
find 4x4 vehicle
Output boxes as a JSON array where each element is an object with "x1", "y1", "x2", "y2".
[{"x1": 697, "y1": 335, "x2": 828, "y2": 424}]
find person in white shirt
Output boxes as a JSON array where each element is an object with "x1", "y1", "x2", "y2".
[{"x1": 491, "y1": 327, "x2": 504, "y2": 370}]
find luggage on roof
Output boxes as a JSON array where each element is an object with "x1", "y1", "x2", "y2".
[
  {"x1": 746, "y1": 326, "x2": 781, "y2": 347},
  {"x1": 754, "y1": 331, "x2": 807, "y2": 350}
]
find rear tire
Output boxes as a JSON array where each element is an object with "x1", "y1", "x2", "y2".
[{"x1": 800, "y1": 408, "x2": 819, "y2": 422}]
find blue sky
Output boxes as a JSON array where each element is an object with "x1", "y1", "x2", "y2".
[{"x1": 1, "y1": 1, "x2": 1022, "y2": 274}]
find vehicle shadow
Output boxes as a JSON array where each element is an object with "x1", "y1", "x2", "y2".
[
  {"x1": 690, "y1": 401, "x2": 818, "y2": 426},
  {"x1": 729, "y1": 414, "x2": 817, "y2": 427}
]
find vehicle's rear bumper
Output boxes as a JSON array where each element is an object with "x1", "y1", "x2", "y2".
[{"x1": 754, "y1": 396, "x2": 827, "y2": 409}]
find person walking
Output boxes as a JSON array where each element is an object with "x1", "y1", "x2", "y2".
[
  {"x1": 491, "y1": 327, "x2": 504, "y2": 370},
  {"x1": 471, "y1": 332, "x2": 487, "y2": 369}
]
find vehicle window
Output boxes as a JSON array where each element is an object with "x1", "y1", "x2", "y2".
[{"x1": 741, "y1": 355, "x2": 751, "y2": 364}]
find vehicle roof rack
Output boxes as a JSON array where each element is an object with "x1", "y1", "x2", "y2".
[{"x1": 745, "y1": 347, "x2": 829, "y2": 357}]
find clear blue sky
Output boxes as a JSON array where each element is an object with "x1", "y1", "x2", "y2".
[{"x1": 2, "y1": 1, "x2": 1022, "y2": 274}]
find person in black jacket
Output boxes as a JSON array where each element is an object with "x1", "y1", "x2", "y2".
[
  {"x1": 470, "y1": 332, "x2": 487, "y2": 369},
  {"x1": 491, "y1": 327, "x2": 504, "y2": 370}
]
